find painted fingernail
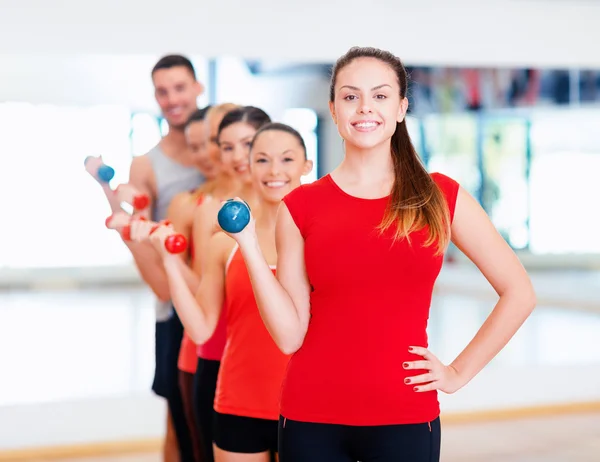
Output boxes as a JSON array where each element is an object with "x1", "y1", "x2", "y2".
[
  {"x1": 413, "y1": 386, "x2": 419, "y2": 392},
  {"x1": 403, "y1": 362, "x2": 409, "y2": 368},
  {"x1": 404, "y1": 378, "x2": 411, "y2": 384},
  {"x1": 408, "y1": 347, "x2": 415, "y2": 352}
]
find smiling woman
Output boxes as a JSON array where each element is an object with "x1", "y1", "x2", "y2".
[
  {"x1": 143, "y1": 121, "x2": 312, "y2": 462},
  {"x1": 224, "y1": 46, "x2": 536, "y2": 462}
]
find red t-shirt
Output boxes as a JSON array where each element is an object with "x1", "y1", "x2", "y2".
[
  {"x1": 214, "y1": 246, "x2": 291, "y2": 420},
  {"x1": 280, "y1": 172, "x2": 459, "y2": 426}
]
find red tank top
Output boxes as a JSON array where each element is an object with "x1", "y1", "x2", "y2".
[
  {"x1": 178, "y1": 333, "x2": 198, "y2": 373},
  {"x1": 180, "y1": 192, "x2": 227, "y2": 363},
  {"x1": 214, "y1": 246, "x2": 290, "y2": 421},
  {"x1": 178, "y1": 193, "x2": 202, "y2": 373},
  {"x1": 280, "y1": 172, "x2": 459, "y2": 426}
]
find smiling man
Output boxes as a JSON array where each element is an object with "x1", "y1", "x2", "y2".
[{"x1": 128, "y1": 55, "x2": 206, "y2": 462}]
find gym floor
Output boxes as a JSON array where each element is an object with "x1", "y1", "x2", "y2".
[
  {"x1": 1, "y1": 263, "x2": 599, "y2": 460},
  {"x1": 33, "y1": 412, "x2": 599, "y2": 461}
]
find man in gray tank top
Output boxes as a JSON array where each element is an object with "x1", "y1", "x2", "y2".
[{"x1": 93, "y1": 55, "x2": 205, "y2": 462}]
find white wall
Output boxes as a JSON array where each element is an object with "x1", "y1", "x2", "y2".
[
  {"x1": 1, "y1": 0, "x2": 600, "y2": 68},
  {"x1": 213, "y1": 57, "x2": 344, "y2": 173},
  {"x1": 0, "y1": 54, "x2": 209, "y2": 111}
]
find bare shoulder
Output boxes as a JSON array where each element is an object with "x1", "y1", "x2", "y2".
[
  {"x1": 170, "y1": 190, "x2": 195, "y2": 212},
  {"x1": 194, "y1": 196, "x2": 220, "y2": 224},
  {"x1": 129, "y1": 154, "x2": 156, "y2": 196},
  {"x1": 167, "y1": 190, "x2": 196, "y2": 222},
  {"x1": 129, "y1": 154, "x2": 153, "y2": 178}
]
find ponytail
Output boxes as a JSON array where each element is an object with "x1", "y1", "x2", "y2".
[{"x1": 376, "y1": 120, "x2": 451, "y2": 254}]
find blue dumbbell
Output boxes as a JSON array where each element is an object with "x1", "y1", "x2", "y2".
[
  {"x1": 84, "y1": 156, "x2": 115, "y2": 183},
  {"x1": 217, "y1": 199, "x2": 251, "y2": 234}
]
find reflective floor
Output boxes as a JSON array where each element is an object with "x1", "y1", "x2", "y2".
[
  {"x1": 1, "y1": 264, "x2": 599, "y2": 455},
  {"x1": 35, "y1": 412, "x2": 600, "y2": 462}
]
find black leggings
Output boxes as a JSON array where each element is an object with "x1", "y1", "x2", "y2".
[
  {"x1": 278, "y1": 416, "x2": 441, "y2": 462},
  {"x1": 193, "y1": 357, "x2": 221, "y2": 462},
  {"x1": 152, "y1": 312, "x2": 195, "y2": 462}
]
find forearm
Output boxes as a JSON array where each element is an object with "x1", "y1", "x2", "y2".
[
  {"x1": 172, "y1": 256, "x2": 201, "y2": 294},
  {"x1": 450, "y1": 285, "x2": 536, "y2": 385},
  {"x1": 163, "y1": 256, "x2": 215, "y2": 344},
  {"x1": 240, "y1": 240, "x2": 304, "y2": 354},
  {"x1": 101, "y1": 184, "x2": 122, "y2": 214},
  {"x1": 126, "y1": 241, "x2": 171, "y2": 301}
]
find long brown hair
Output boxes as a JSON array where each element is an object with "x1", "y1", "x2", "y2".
[{"x1": 330, "y1": 47, "x2": 451, "y2": 254}]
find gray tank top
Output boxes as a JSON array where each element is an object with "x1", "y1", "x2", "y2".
[{"x1": 147, "y1": 144, "x2": 205, "y2": 321}]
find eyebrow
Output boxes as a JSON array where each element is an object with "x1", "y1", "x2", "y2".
[
  {"x1": 221, "y1": 135, "x2": 253, "y2": 144},
  {"x1": 255, "y1": 149, "x2": 296, "y2": 156},
  {"x1": 340, "y1": 84, "x2": 392, "y2": 91}
]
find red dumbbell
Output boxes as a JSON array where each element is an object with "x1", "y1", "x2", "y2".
[
  {"x1": 105, "y1": 212, "x2": 143, "y2": 241},
  {"x1": 105, "y1": 214, "x2": 187, "y2": 254},
  {"x1": 149, "y1": 220, "x2": 188, "y2": 254},
  {"x1": 115, "y1": 184, "x2": 150, "y2": 211}
]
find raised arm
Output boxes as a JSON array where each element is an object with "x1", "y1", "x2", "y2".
[
  {"x1": 165, "y1": 192, "x2": 201, "y2": 292},
  {"x1": 234, "y1": 203, "x2": 311, "y2": 354},
  {"x1": 124, "y1": 156, "x2": 171, "y2": 301},
  {"x1": 85, "y1": 155, "x2": 123, "y2": 213},
  {"x1": 191, "y1": 198, "x2": 221, "y2": 277},
  {"x1": 405, "y1": 186, "x2": 536, "y2": 394},
  {"x1": 161, "y1": 231, "x2": 231, "y2": 344}
]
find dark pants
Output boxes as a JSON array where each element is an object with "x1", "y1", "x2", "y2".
[
  {"x1": 152, "y1": 310, "x2": 195, "y2": 462},
  {"x1": 193, "y1": 357, "x2": 221, "y2": 462},
  {"x1": 179, "y1": 370, "x2": 203, "y2": 461},
  {"x1": 278, "y1": 416, "x2": 441, "y2": 462}
]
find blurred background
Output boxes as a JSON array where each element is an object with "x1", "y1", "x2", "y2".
[{"x1": 1, "y1": 0, "x2": 599, "y2": 461}]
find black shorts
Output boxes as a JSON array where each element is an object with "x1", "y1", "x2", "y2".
[
  {"x1": 152, "y1": 310, "x2": 184, "y2": 399},
  {"x1": 193, "y1": 358, "x2": 221, "y2": 462},
  {"x1": 150, "y1": 309, "x2": 195, "y2": 461},
  {"x1": 278, "y1": 416, "x2": 441, "y2": 462},
  {"x1": 213, "y1": 411, "x2": 278, "y2": 454}
]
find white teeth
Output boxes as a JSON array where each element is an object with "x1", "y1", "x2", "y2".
[
  {"x1": 355, "y1": 122, "x2": 377, "y2": 128},
  {"x1": 265, "y1": 181, "x2": 287, "y2": 187}
]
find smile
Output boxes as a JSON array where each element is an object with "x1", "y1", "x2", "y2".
[
  {"x1": 352, "y1": 121, "x2": 381, "y2": 131},
  {"x1": 264, "y1": 181, "x2": 289, "y2": 188}
]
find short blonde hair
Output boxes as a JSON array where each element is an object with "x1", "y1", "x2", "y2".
[{"x1": 205, "y1": 103, "x2": 240, "y2": 126}]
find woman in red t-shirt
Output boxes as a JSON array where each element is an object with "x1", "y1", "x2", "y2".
[
  {"x1": 224, "y1": 47, "x2": 537, "y2": 461},
  {"x1": 149, "y1": 123, "x2": 313, "y2": 462}
]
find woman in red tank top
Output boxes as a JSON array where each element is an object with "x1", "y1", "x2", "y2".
[
  {"x1": 167, "y1": 105, "x2": 220, "y2": 462},
  {"x1": 162, "y1": 105, "x2": 271, "y2": 462},
  {"x1": 223, "y1": 47, "x2": 537, "y2": 462},
  {"x1": 188, "y1": 105, "x2": 269, "y2": 462},
  {"x1": 148, "y1": 123, "x2": 312, "y2": 461}
]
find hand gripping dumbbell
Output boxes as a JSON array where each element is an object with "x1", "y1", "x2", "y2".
[
  {"x1": 217, "y1": 199, "x2": 251, "y2": 234},
  {"x1": 114, "y1": 183, "x2": 150, "y2": 212},
  {"x1": 84, "y1": 156, "x2": 115, "y2": 183},
  {"x1": 105, "y1": 213, "x2": 187, "y2": 254}
]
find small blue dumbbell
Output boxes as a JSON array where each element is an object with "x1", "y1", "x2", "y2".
[
  {"x1": 217, "y1": 199, "x2": 251, "y2": 234},
  {"x1": 84, "y1": 156, "x2": 115, "y2": 183}
]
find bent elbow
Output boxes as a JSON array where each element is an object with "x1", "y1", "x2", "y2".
[
  {"x1": 189, "y1": 330, "x2": 206, "y2": 345},
  {"x1": 156, "y1": 291, "x2": 171, "y2": 304},
  {"x1": 153, "y1": 287, "x2": 171, "y2": 303},
  {"x1": 524, "y1": 285, "x2": 537, "y2": 313},
  {"x1": 189, "y1": 319, "x2": 217, "y2": 346},
  {"x1": 510, "y1": 280, "x2": 536, "y2": 315},
  {"x1": 280, "y1": 343, "x2": 299, "y2": 356},
  {"x1": 278, "y1": 334, "x2": 304, "y2": 356},
  {"x1": 189, "y1": 325, "x2": 211, "y2": 346}
]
